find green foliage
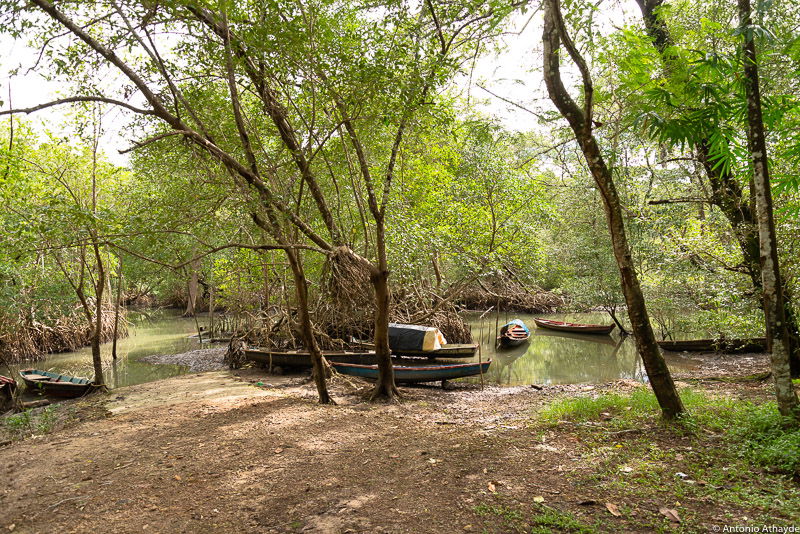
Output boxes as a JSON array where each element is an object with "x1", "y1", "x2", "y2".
[
  {"x1": 540, "y1": 388, "x2": 800, "y2": 476},
  {"x1": 3, "y1": 405, "x2": 62, "y2": 439},
  {"x1": 727, "y1": 404, "x2": 800, "y2": 476},
  {"x1": 529, "y1": 506, "x2": 599, "y2": 534},
  {"x1": 472, "y1": 502, "x2": 598, "y2": 534}
]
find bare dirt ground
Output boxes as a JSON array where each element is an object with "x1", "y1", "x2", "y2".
[{"x1": 0, "y1": 351, "x2": 792, "y2": 534}]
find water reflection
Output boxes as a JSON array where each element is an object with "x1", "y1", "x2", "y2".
[
  {"x1": 9, "y1": 309, "x2": 211, "y2": 389},
  {"x1": 466, "y1": 312, "x2": 692, "y2": 385},
  {"x1": 8, "y1": 310, "x2": 698, "y2": 389}
]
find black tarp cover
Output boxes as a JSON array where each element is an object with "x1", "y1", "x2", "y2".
[{"x1": 388, "y1": 323, "x2": 447, "y2": 351}]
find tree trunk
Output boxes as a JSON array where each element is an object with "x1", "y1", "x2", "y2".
[
  {"x1": 185, "y1": 256, "x2": 200, "y2": 317},
  {"x1": 285, "y1": 248, "x2": 333, "y2": 404},
  {"x1": 369, "y1": 267, "x2": 399, "y2": 400},
  {"x1": 91, "y1": 244, "x2": 106, "y2": 386},
  {"x1": 369, "y1": 220, "x2": 399, "y2": 401},
  {"x1": 738, "y1": 0, "x2": 799, "y2": 417},
  {"x1": 112, "y1": 256, "x2": 123, "y2": 360},
  {"x1": 543, "y1": 0, "x2": 683, "y2": 418}
]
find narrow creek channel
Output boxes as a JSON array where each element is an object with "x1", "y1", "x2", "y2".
[{"x1": 11, "y1": 309, "x2": 701, "y2": 389}]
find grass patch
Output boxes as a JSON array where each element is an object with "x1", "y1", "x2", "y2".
[
  {"x1": 530, "y1": 506, "x2": 599, "y2": 533},
  {"x1": 474, "y1": 503, "x2": 524, "y2": 522},
  {"x1": 473, "y1": 502, "x2": 598, "y2": 533},
  {"x1": 727, "y1": 403, "x2": 800, "y2": 476},
  {"x1": 539, "y1": 387, "x2": 800, "y2": 477},
  {"x1": 2, "y1": 405, "x2": 64, "y2": 440}
]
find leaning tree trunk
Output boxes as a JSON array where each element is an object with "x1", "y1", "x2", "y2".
[
  {"x1": 543, "y1": 0, "x2": 683, "y2": 418},
  {"x1": 284, "y1": 248, "x2": 333, "y2": 404},
  {"x1": 739, "y1": 0, "x2": 799, "y2": 417}
]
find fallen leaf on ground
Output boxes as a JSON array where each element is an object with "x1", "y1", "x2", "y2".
[
  {"x1": 487, "y1": 482, "x2": 496, "y2": 493},
  {"x1": 620, "y1": 466, "x2": 633, "y2": 473},
  {"x1": 659, "y1": 507, "x2": 680, "y2": 523},
  {"x1": 533, "y1": 496, "x2": 545, "y2": 503},
  {"x1": 605, "y1": 503, "x2": 621, "y2": 516},
  {"x1": 173, "y1": 475, "x2": 181, "y2": 481}
]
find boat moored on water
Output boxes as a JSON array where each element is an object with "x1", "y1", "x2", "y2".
[
  {"x1": 497, "y1": 319, "x2": 530, "y2": 348},
  {"x1": 657, "y1": 338, "x2": 766, "y2": 353},
  {"x1": 533, "y1": 318, "x2": 615, "y2": 336}
]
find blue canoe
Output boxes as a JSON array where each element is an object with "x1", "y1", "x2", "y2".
[
  {"x1": 497, "y1": 319, "x2": 530, "y2": 348},
  {"x1": 331, "y1": 360, "x2": 492, "y2": 384}
]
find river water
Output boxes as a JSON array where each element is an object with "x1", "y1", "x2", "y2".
[
  {"x1": 12, "y1": 309, "x2": 215, "y2": 389},
  {"x1": 463, "y1": 312, "x2": 695, "y2": 386},
  {"x1": 17, "y1": 309, "x2": 697, "y2": 388}
]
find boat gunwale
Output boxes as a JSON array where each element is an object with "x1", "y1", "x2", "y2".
[
  {"x1": 533, "y1": 318, "x2": 613, "y2": 330},
  {"x1": 20, "y1": 369, "x2": 92, "y2": 386}
]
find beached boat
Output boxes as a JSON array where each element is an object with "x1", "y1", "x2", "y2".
[
  {"x1": 388, "y1": 323, "x2": 478, "y2": 358},
  {"x1": 330, "y1": 360, "x2": 492, "y2": 384},
  {"x1": 533, "y1": 318, "x2": 615, "y2": 335},
  {"x1": 657, "y1": 338, "x2": 766, "y2": 353},
  {"x1": 19, "y1": 369, "x2": 95, "y2": 398},
  {"x1": 497, "y1": 319, "x2": 530, "y2": 348},
  {"x1": 244, "y1": 348, "x2": 378, "y2": 369},
  {"x1": 391, "y1": 343, "x2": 479, "y2": 358}
]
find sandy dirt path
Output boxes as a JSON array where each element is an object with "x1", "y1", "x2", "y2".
[{"x1": 0, "y1": 357, "x2": 786, "y2": 533}]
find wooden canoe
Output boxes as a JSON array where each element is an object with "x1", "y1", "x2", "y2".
[
  {"x1": 330, "y1": 360, "x2": 492, "y2": 384},
  {"x1": 244, "y1": 348, "x2": 378, "y2": 369},
  {"x1": 390, "y1": 343, "x2": 479, "y2": 359},
  {"x1": 533, "y1": 318, "x2": 615, "y2": 336},
  {"x1": 19, "y1": 369, "x2": 95, "y2": 398},
  {"x1": 657, "y1": 338, "x2": 766, "y2": 353},
  {"x1": 497, "y1": 320, "x2": 530, "y2": 348}
]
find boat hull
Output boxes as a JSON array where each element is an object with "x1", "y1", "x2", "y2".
[
  {"x1": 245, "y1": 349, "x2": 378, "y2": 369},
  {"x1": 657, "y1": 338, "x2": 766, "y2": 353},
  {"x1": 498, "y1": 336, "x2": 528, "y2": 348},
  {"x1": 533, "y1": 318, "x2": 615, "y2": 335},
  {"x1": 390, "y1": 343, "x2": 479, "y2": 358},
  {"x1": 20, "y1": 369, "x2": 94, "y2": 398},
  {"x1": 331, "y1": 360, "x2": 492, "y2": 384},
  {"x1": 497, "y1": 320, "x2": 530, "y2": 348}
]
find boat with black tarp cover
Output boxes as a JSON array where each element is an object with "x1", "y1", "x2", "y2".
[{"x1": 388, "y1": 323, "x2": 478, "y2": 358}]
